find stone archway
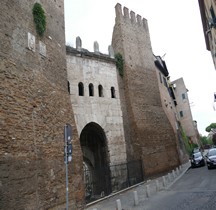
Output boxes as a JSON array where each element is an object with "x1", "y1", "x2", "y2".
[{"x1": 80, "y1": 122, "x2": 111, "y2": 201}]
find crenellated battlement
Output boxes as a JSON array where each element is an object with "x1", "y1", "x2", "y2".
[{"x1": 115, "y1": 3, "x2": 148, "y2": 29}]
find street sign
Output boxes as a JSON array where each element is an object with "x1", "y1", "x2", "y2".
[
  {"x1": 64, "y1": 123, "x2": 73, "y2": 210},
  {"x1": 64, "y1": 123, "x2": 72, "y2": 163}
]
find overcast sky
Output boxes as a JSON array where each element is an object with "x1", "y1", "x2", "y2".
[{"x1": 64, "y1": 0, "x2": 216, "y2": 136}]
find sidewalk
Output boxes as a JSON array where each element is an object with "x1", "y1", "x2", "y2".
[{"x1": 85, "y1": 162, "x2": 190, "y2": 210}]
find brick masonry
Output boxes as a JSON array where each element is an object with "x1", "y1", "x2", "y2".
[
  {"x1": 156, "y1": 69, "x2": 188, "y2": 163},
  {"x1": 0, "y1": 1, "x2": 189, "y2": 209},
  {"x1": 112, "y1": 4, "x2": 180, "y2": 176},
  {"x1": 0, "y1": 1, "x2": 84, "y2": 209}
]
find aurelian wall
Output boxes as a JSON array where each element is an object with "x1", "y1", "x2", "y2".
[
  {"x1": 0, "y1": 1, "x2": 84, "y2": 209},
  {"x1": 112, "y1": 4, "x2": 180, "y2": 176},
  {"x1": 66, "y1": 47, "x2": 127, "y2": 166},
  {"x1": 156, "y1": 73, "x2": 176, "y2": 131}
]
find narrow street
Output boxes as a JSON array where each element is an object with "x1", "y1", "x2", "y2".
[
  {"x1": 143, "y1": 166, "x2": 216, "y2": 210},
  {"x1": 86, "y1": 164, "x2": 216, "y2": 210}
]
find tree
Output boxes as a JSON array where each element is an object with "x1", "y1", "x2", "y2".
[
  {"x1": 205, "y1": 123, "x2": 216, "y2": 132},
  {"x1": 200, "y1": 136, "x2": 213, "y2": 146},
  {"x1": 205, "y1": 123, "x2": 216, "y2": 145}
]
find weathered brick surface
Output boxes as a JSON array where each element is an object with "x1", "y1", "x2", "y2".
[
  {"x1": 112, "y1": 4, "x2": 180, "y2": 176},
  {"x1": 0, "y1": 1, "x2": 84, "y2": 209},
  {"x1": 156, "y1": 71, "x2": 188, "y2": 164}
]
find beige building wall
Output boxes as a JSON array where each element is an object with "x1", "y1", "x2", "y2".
[
  {"x1": 172, "y1": 78, "x2": 200, "y2": 145},
  {"x1": 66, "y1": 47, "x2": 127, "y2": 166}
]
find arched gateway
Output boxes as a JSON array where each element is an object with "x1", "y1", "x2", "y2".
[{"x1": 80, "y1": 122, "x2": 111, "y2": 201}]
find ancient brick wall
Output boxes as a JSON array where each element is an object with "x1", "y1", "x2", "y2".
[
  {"x1": 0, "y1": 1, "x2": 84, "y2": 209},
  {"x1": 112, "y1": 4, "x2": 180, "y2": 176}
]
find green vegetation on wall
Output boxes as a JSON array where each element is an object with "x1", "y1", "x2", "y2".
[
  {"x1": 115, "y1": 53, "x2": 124, "y2": 77},
  {"x1": 32, "y1": 3, "x2": 46, "y2": 37},
  {"x1": 180, "y1": 127, "x2": 196, "y2": 155}
]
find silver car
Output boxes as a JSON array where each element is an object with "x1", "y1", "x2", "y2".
[{"x1": 206, "y1": 148, "x2": 216, "y2": 169}]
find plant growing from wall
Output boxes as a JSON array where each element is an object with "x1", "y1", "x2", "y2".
[
  {"x1": 32, "y1": 3, "x2": 46, "y2": 37},
  {"x1": 115, "y1": 53, "x2": 124, "y2": 77},
  {"x1": 180, "y1": 127, "x2": 193, "y2": 155}
]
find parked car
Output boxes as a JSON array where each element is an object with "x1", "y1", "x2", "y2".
[
  {"x1": 192, "y1": 147, "x2": 201, "y2": 154},
  {"x1": 206, "y1": 148, "x2": 216, "y2": 169},
  {"x1": 190, "y1": 152, "x2": 205, "y2": 168}
]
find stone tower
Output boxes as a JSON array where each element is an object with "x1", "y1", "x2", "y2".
[
  {"x1": 0, "y1": 1, "x2": 84, "y2": 209},
  {"x1": 112, "y1": 4, "x2": 180, "y2": 176}
]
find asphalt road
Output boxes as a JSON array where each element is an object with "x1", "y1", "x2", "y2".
[
  {"x1": 143, "y1": 166, "x2": 216, "y2": 210},
  {"x1": 85, "y1": 163, "x2": 216, "y2": 210}
]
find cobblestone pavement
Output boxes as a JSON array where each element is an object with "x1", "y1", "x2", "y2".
[{"x1": 85, "y1": 162, "x2": 191, "y2": 210}]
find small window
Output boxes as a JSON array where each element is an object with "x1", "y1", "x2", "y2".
[
  {"x1": 163, "y1": 77, "x2": 168, "y2": 88},
  {"x1": 67, "y1": 81, "x2": 70, "y2": 94},
  {"x1": 180, "y1": 111, "x2": 183, "y2": 118},
  {"x1": 98, "y1": 85, "x2": 103, "y2": 97},
  {"x1": 182, "y1": 93, "x2": 186, "y2": 100},
  {"x1": 78, "y1": 82, "x2": 84, "y2": 96},
  {"x1": 210, "y1": 6, "x2": 216, "y2": 22},
  {"x1": 159, "y1": 72, "x2": 162, "y2": 83},
  {"x1": 111, "y1": 87, "x2": 116, "y2": 98},
  {"x1": 89, "y1": 83, "x2": 94, "y2": 96}
]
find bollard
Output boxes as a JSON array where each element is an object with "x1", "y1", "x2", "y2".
[
  {"x1": 162, "y1": 176, "x2": 166, "y2": 187},
  {"x1": 116, "y1": 199, "x2": 122, "y2": 210},
  {"x1": 172, "y1": 170, "x2": 175, "y2": 179},
  {"x1": 176, "y1": 167, "x2": 179, "y2": 176},
  {"x1": 168, "y1": 173, "x2": 172, "y2": 182},
  {"x1": 146, "y1": 184, "x2": 150, "y2": 198},
  {"x1": 133, "y1": 191, "x2": 139, "y2": 206},
  {"x1": 156, "y1": 180, "x2": 160, "y2": 191}
]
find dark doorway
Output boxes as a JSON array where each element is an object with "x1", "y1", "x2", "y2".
[{"x1": 80, "y1": 122, "x2": 111, "y2": 202}]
